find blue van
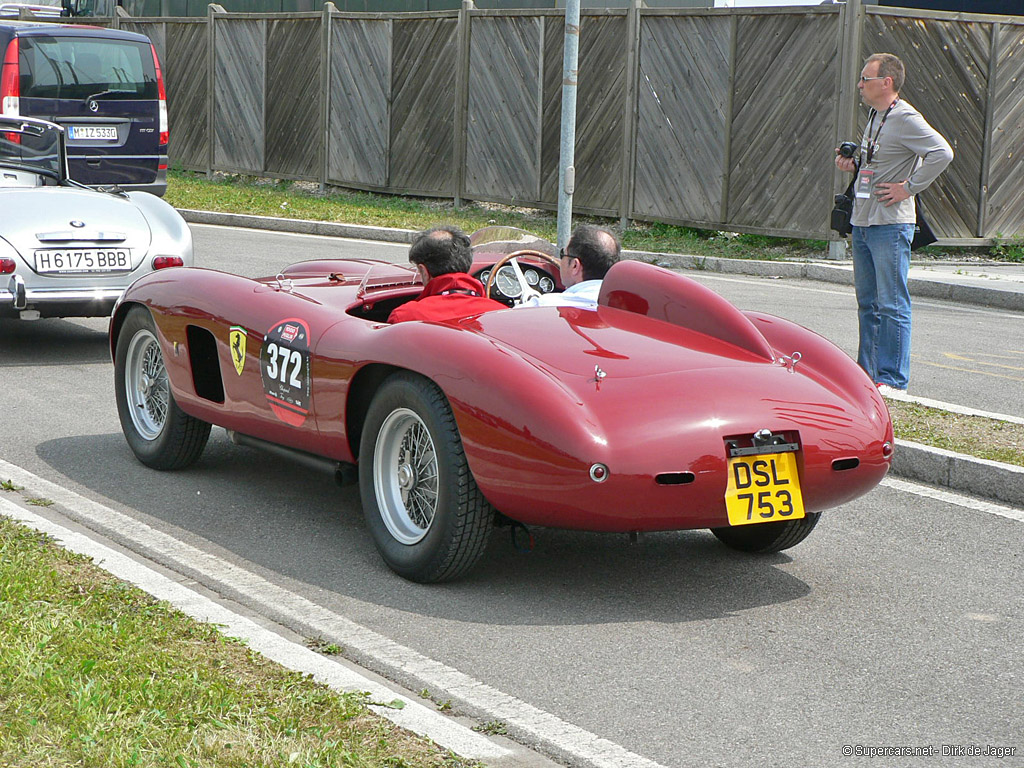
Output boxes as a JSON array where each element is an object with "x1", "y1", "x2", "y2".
[{"x1": 0, "y1": 21, "x2": 168, "y2": 195}]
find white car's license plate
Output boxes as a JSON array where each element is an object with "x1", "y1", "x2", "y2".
[
  {"x1": 68, "y1": 125, "x2": 118, "y2": 141},
  {"x1": 34, "y1": 249, "x2": 131, "y2": 274}
]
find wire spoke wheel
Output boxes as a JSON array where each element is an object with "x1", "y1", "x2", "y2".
[
  {"x1": 359, "y1": 373, "x2": 494, "y2": 582},
  {"x1": 374, "y1": 408, "x2": 439, "y2": 544},
  {"x1": 114, "y1": 306, "x2": 210, "y2": 470},
  {"x1": 124, "y1": 328, "x2": 170, "y2": 440}
]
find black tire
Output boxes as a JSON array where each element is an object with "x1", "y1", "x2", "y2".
[
  {"x1": 114, "y1": 305, "x2": 211, "y2": 470},
  {"x1": 711, "y1": 512, "x2": 821, "y2": 554},
  {"x1": 359, "y1": 372, "x2": 493, "y2": 583}
]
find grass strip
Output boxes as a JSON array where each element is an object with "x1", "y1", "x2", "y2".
[
  {"x1": 0, "y1": 517, "x2": 476, "y2": 768},
  {"x1": 886, "y1": 400, "x2": 1024, "y2": 467}
]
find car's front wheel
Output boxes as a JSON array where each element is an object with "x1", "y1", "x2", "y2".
[
  {"x1": 359, "y1": 372, "x2": 493, "y2": 582},
  {"x1": 710, "y1": 512, "x2": 821, "y2": 553},
  {"x1": 115, "y1": 305, "x2": 210, "y2": 470}
]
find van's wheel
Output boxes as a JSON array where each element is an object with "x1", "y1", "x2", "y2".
[
  {"x1": 711, "y1": 513, "x2": 821, "y2": 553},
  {"x1": 359, "y1": 372, "x2": 493, "y2": 583},
  {"x1": 115, "y1": 305, "x2": 210, "y2": 470}
]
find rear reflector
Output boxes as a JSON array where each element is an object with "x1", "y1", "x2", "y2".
[
  {"x1": 0, "y1": 258, "x2": 15, "y2": 274},
  {"x1": 153, "y1": 256, "x2": 184, "y2": 270},
  {"x1": 1, "y1": 37, "x2": 19, "y2": 116},
  {"x1": 151, "y1": 43, "x2": 168, "y2": 146}
]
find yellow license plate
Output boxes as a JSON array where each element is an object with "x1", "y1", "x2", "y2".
[{"x1": 725, "y1": 451, "x2": 805, "y2": 526}]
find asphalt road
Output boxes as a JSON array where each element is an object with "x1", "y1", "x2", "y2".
[{"x1": 1, "y1": 225, "x2": 1021, "y2": 768}]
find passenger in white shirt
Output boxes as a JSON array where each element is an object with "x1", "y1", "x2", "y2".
[{"x1": 516, "y1": 224, "x2": 621, "y2": 310}]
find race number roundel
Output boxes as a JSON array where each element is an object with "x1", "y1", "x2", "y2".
[{"x1": 260, "y1": 318, "x2": 311, "y2": 426}]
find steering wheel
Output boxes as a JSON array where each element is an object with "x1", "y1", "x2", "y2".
[{"x1": 484, "y1": 249, "x2": 562, "y2": 305}]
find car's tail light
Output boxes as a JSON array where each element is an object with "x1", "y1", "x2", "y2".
[
  {"x1": 151, "y1": 43, "x2": 168, "y2": 147},
  {"x1": 0, "y1": 257, "x2": 16, "y2": 274},
  {"x1": 1, "y1": 38, "x2": 19, "y2": 117},
  {"x1": 153, "y1": 256, "x2": 183, "y2": 270}
]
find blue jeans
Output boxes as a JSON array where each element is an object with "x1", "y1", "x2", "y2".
[{"x1": 851, "y1": 223, "x2": 915, "y2": 390}]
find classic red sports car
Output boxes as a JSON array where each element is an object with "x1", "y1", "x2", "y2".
[{"x1": 111, "y1": 227, "x2": 893, "y2": 582}]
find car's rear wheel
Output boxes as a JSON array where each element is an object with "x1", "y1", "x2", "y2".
[
  {"x1": 115, "y1": 305, "x2": 210, "y2": 470},
  {"x1": 710, "y1": 512, "x2": 821, "y2": 553},
  {"x1": 359, "y1": 372, "x2": 493, "y2": 583}
]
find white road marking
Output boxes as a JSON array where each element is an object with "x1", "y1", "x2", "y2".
[
  {"x1": 880, "y1": 477, "x2": 1024, "y2": 523},
  {"x1": 0, "y1": 458, "x2": 666, "y2": 768}
]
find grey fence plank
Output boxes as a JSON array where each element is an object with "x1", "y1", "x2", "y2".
[
  {"x1": 389, "y1": 17, "x2": 458, "y2": 195},
  {"x1": 164, "y1": 23, "x2": 209, "y2": 170},
  {"x1": 464, "y1": 15, "x2": 542, "y2": 203},
  {"x1": 266, "y1": 18, "x2": 321, "y2": 178},
  {"x1": 632, "y1": 14, "x2": 730, "y2": 226},
  {"x1": 985, "y1": 24, "x2": 1024, "y2": 238},
  {"x1": 213, "y1": 18, "x2": 265, "y2": 173},
  {"x1": 727, "y1": 11, "x2": 839, "y2": 236},
  {"x1": 863, "y1": 11, "x2": 989, "y2": 239},
  {"x1": 327, "y1": 18, "x2": 390, "y2": 187}
]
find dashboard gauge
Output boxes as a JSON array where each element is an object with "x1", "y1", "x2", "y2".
[
  {"x1": 478, "y1": 269, "x2": 491, "y2": 286},
  {"x1": 538, "y1": 276, "x2": 555, "y2": 293},
  {"x1": 525, "y1": 269, "x2": 540, "y2": 286},
  {"x1": 495, "y1": 266, "x2": 522, "y2": 297}
]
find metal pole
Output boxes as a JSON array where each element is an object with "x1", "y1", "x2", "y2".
[{"x1": 556, "y1": 0, "x2": 580, "y2": 252}]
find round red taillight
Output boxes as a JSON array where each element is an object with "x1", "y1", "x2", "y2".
[
  {"x1": 882, "y1": 442, "x2": 894, "y2": 458},
  {"x1": 0, "y1": 257, "x2": 16, "y2": 274},
  {"x1": 153, "y1": 256, "x2": 184, "y2": 270}
]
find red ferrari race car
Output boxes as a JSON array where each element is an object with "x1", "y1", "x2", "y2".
[{"x1": 110, "y1": 227, "x2": 893, "y2": 582}]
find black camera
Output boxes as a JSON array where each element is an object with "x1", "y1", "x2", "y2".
[{"x1": 838, "y1": 141, "x2": 859, "y2": 158}]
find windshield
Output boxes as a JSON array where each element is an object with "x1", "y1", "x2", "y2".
[
  {"x1": 469, "y1": 226, "x2": 556, "y2": 257},
  {"x1": 18, "y1": 35, "x2": 157, "y2": 101},
  {"x1": 0, "y1": 117, "x2": 64, "y2": 179},
  {"x1": 356, "y1": 262, "x2": 421, "y2": 298}
]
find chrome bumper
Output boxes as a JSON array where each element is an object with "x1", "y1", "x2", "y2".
[{"x1": 3, "y1": 274, "x2": 125, "y2": 315}]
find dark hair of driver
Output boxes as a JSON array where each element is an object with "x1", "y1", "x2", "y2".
[
  {"x1": 408, "y1": 226, "x2": 473, "y2": 277},
  {"x1": 566, "y1": 224, "x2": 621, "y2": 282}
]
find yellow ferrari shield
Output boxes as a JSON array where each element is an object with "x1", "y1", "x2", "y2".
[{"x1": 229, "y1": 326, "x2": 247, "y2": 375}]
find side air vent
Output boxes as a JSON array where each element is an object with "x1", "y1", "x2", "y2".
[
  {"x1": 832, "y1": 458, "x2": 860, "y2": 471},
  {"x1": 655, "y1": 472, "x2": 696, "y2": 486}
]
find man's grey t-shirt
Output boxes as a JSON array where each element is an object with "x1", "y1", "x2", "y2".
[{"x1": 851, "y1": 99, "x2": 953, "y2": 227}]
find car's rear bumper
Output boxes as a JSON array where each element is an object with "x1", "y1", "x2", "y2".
[{"x1": 2, "y1": 275, "x2": 121, "y2": 318}]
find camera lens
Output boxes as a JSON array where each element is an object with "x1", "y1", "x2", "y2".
[{"x1": 839, "y1": 141, "x2": 859, "y2": 158}]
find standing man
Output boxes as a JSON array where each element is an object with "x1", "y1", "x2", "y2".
[
  {"x1": 835, "y1": 53, "x2": 953, "y2": 395},
  {"x1": 516, "y1": 224, "x2": 621, "y2": 309}
]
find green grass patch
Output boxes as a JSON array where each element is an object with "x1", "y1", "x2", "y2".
[
  {"x1": 166, "y1": 169, "x2": 1010, "y2": 262},
  {"x1": 0, "y1": 517, "x2": 477, "y2": 768},
  {"x1": 886, "y1": 399, "x2": 1024, "y2": 467}
]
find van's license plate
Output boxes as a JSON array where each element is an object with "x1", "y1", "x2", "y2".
[
  {"x1": 68, "y1": 125, "x2": 117, "y2": 141},
  {"x1": 34, "y1": 249, "x2": 131, "y2": 274},
  {"x1": 724, "y1": 451, "x2": 805, "y2": 526}
]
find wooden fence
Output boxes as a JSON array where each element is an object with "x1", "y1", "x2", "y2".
[{"x1": 110, "y1": 2, "x2": 1024, "y2": 243}]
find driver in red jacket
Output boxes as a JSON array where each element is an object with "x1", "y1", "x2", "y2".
[{"x1": 388, "y1": 226, "x2": 506, "y2": 324}]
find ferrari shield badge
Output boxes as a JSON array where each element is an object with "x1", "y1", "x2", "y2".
[
  {"x1": 229, "y1": 326, "x2": 247, "y2": 375},
  {"x1": 260, "y1": 318, "x2": 312, "y2": 427}
]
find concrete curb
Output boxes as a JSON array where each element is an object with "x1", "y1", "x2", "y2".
[
  {"x1": 893, "y1": 440, "x2": 1024, "y2": 509},
  {"x1": 181, "y1": 209, "x2": 419, "y2": 244},
  {"x1": 180, "y1": 209, "x2": 1024, "y2": 312},
  {"x1": 181, "y1": 209, "x2": 1023, "y2": 509}
]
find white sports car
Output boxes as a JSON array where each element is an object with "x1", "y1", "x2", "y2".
[{"x1": 0, "y1": 116, "x2": 191, "y2": 320}]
